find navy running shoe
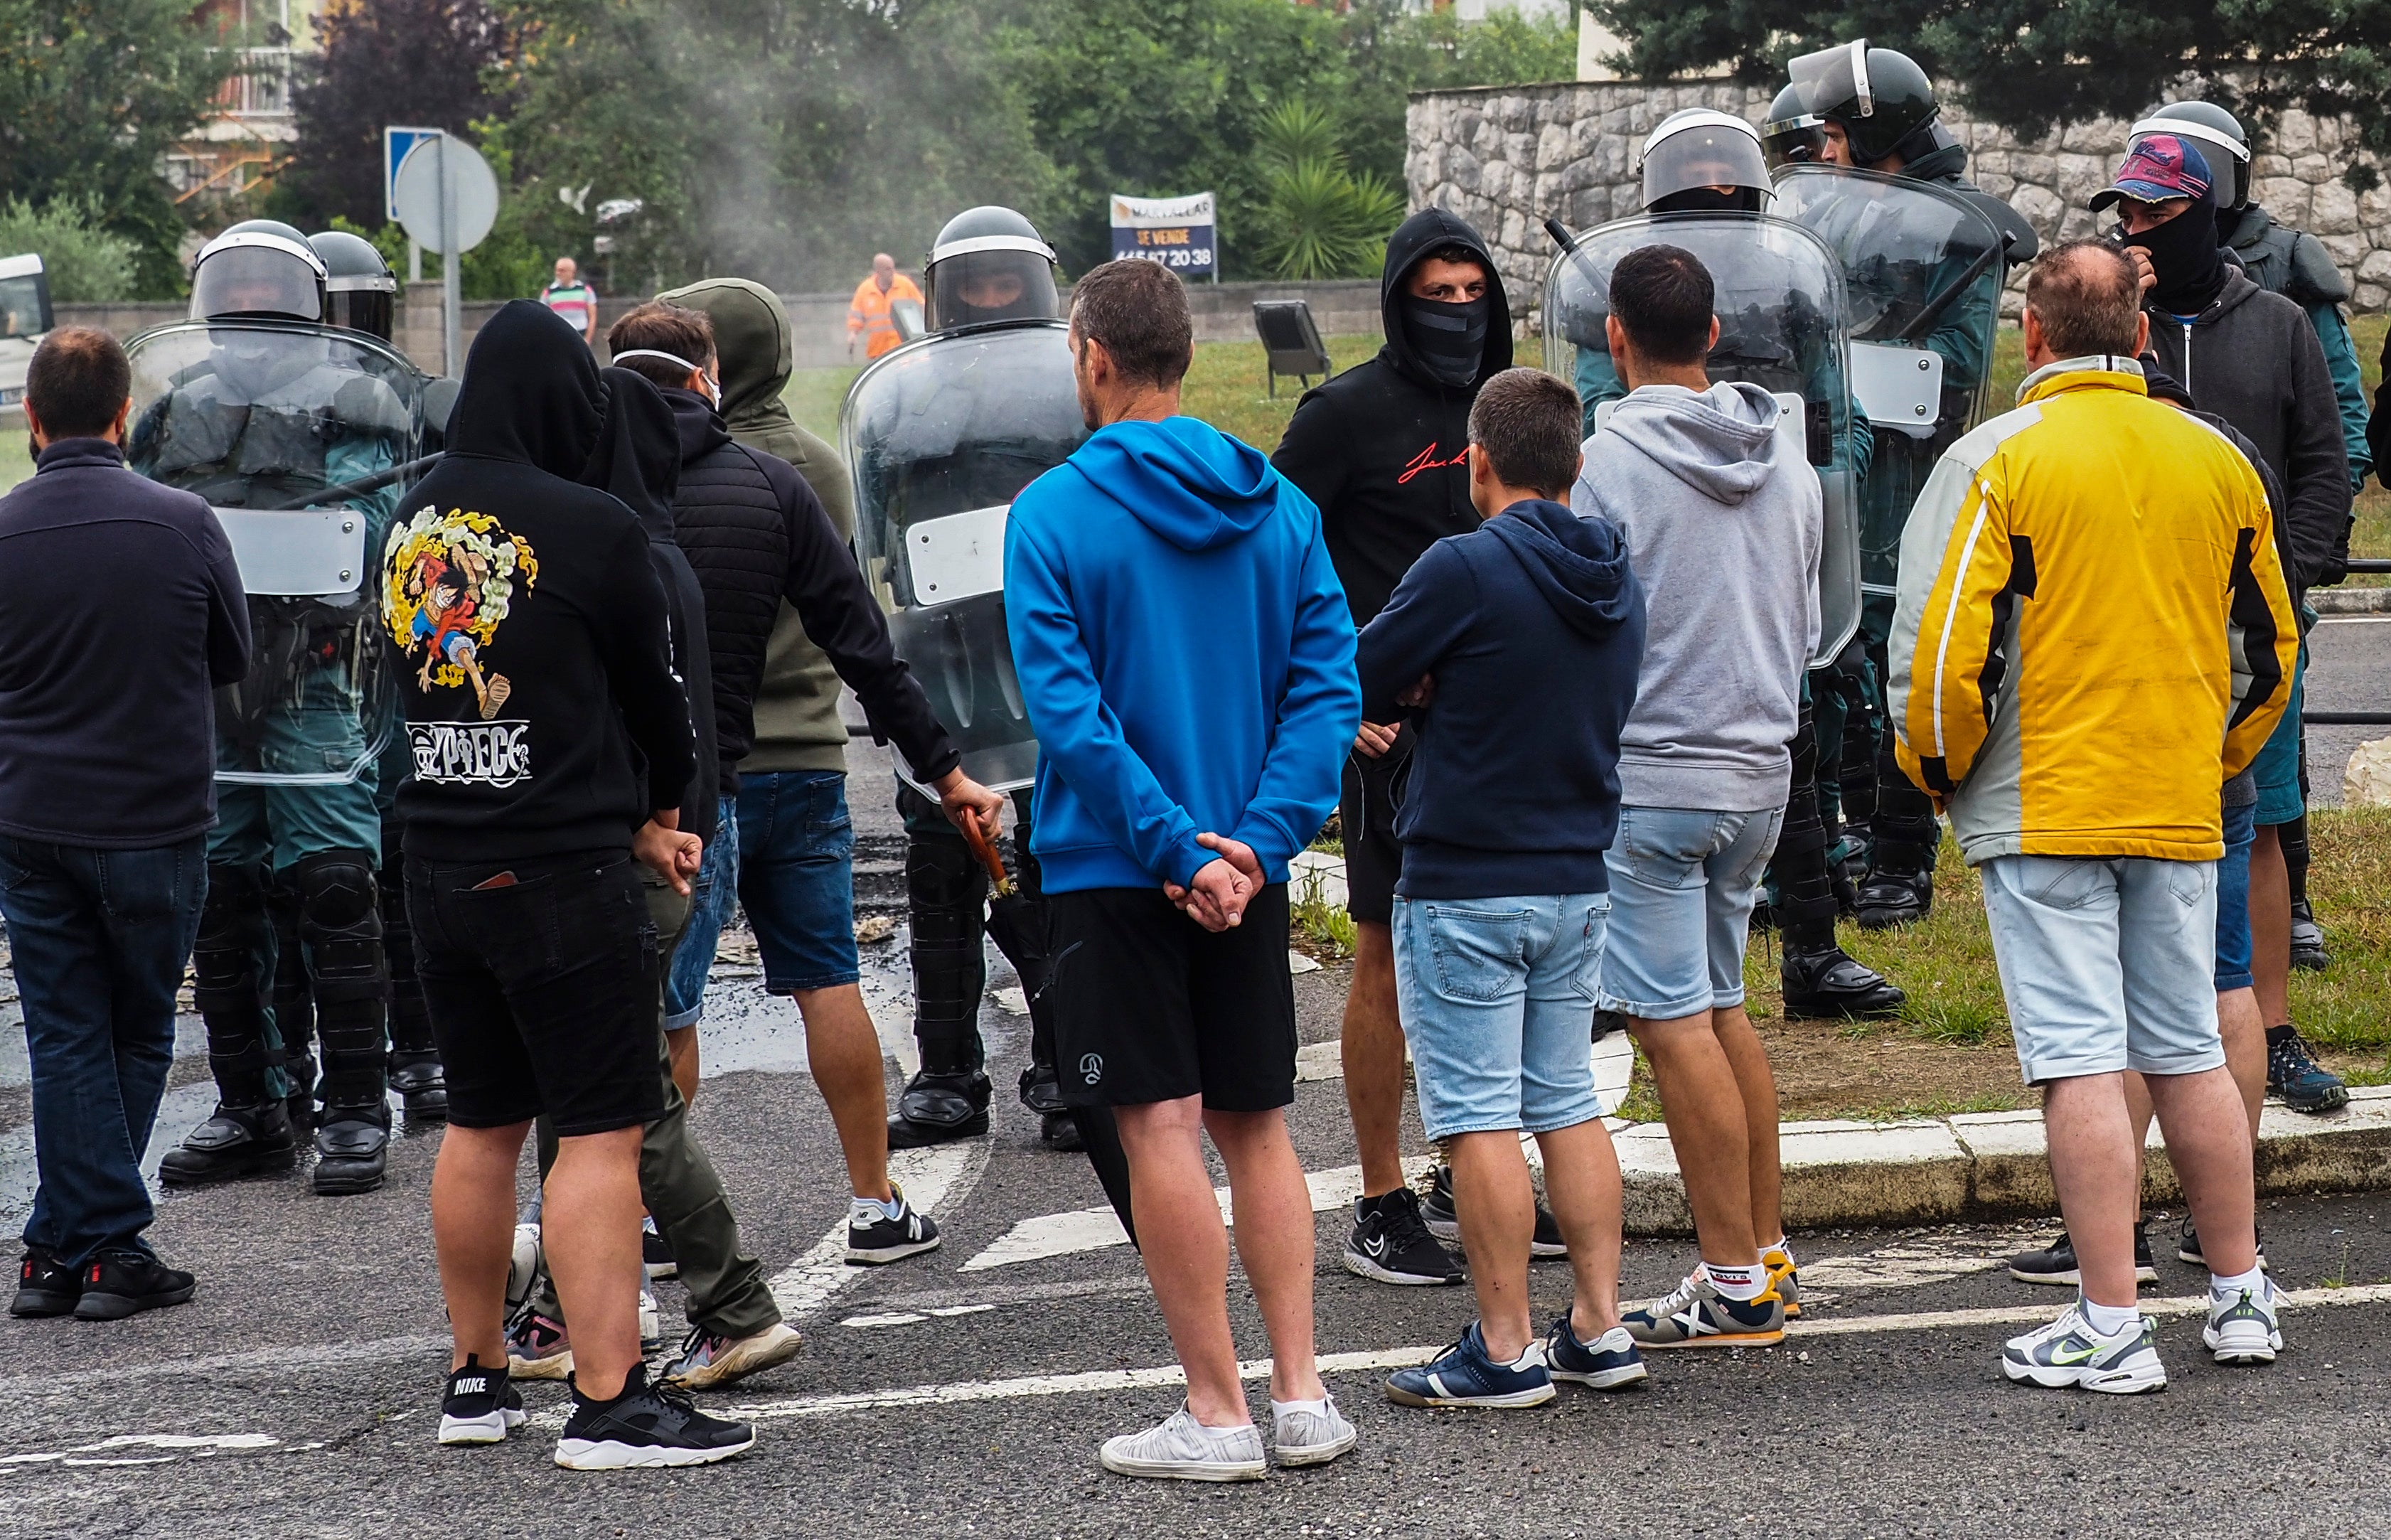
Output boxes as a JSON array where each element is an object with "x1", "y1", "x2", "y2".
[
  {"x1": 1385, "y1": 1322, "x2": 1555, "y2": 1408},
  {"x1": 1546, "y1": 1313, "x2": 1649, "y2": 1390}
]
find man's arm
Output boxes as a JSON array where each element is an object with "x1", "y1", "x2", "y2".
[
  {"x1": 2308, "y1": 301, "x2": 2373, "y2": 490},
  {"x1": 1354, "y1": 541, "x2": 1471, "y2": 723},
  {"x1": 1230, "y1": 525, "x2": 1364, "y2": 875},
  {"x1": 592, "y1": 522, "x2": 696, "y2": 816},
  {"x1": 196, "y1": 504, "x2": 250, "y2": 685},
  {"x1": 1887, "y1": 450, "x2": 2010, "y2": 800},
  {"x1": 2280, "y1": 314, "x2": 2354, "y2": 589},
  {"x1": 1268, "y1": 390, "x2": 1350, "y2": 540}
]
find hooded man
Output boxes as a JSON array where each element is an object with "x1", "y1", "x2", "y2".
[{"x1": 1270, "y1": 207, "x2": 1515, "y2": 1289}]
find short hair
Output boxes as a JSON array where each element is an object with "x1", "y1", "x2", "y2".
[
  {"x1": 1069, "y1": 260, "x2": 1194, "y2": 390},
  {"x1": 1467, "y1": 368, "x2": 1584, "y2": 498},
  {"x1": 1610, "y1": 245, "x2": 1715, "y2": 366},
  {"x1": 2025, "y1": 240, "x2": 2142, "y2": 358},
  {"x1": 25, "y1": 326, "x2": 129, "y2": 439},
  {"x1": 1417, "y1": 242, "x2": 1489, "y2": 278},
  {"x1": 606, "y1": 301, "x2": 717, "y2": 391}
]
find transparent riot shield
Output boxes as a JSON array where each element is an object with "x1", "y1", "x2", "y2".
[
  {"x1": 124, "y1": 319, "x2": 425, "y2": 787},
  {"x1": 1542, "y1": 212, "x2": 1861, "y2": 667},
  {"x1": 843, "y1": 320, "x2": 1088, "y2": 795},
  {"x1": 1769, "y1": 166, "x2": 2011, "y2": 596}
]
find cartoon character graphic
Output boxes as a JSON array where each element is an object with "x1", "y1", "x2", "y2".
[{"x1": 383, "y1": 506, "x2": 537, "y2": 721}]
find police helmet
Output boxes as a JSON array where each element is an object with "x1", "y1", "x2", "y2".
[
  {"x1": 309, "y1": 230, "x2": 397, "y2": 341},
  {"x1": 1778, "y1": 41, "x2": 1942, "y2": 169},
  {"x1": 2134, "y1": 101, "x2": 2252, "y2": 211},
  {"x1": 189, "y1": 226, "x2": 327, "y2": 324},
  {"x1": 1642, "y1": 109, "x2": 1771, "y2": 215},
  {"x1": 924, "y1": 205, "x2": 1060, "y2": 333},
  {"x1": 1760, "y1": 82, "x2": 1824, "y2": 169}
]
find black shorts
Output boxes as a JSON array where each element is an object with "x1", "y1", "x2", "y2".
[
  {"x1": 1047, "y1": 883, "x2": 1297, "y2": 1112},
  {"x1": 406, "y1": 848, "x2": 666, "y2": 1137},
  {"x1": 1339, "y1": 734, "x2": 1413, "y2": 926}
]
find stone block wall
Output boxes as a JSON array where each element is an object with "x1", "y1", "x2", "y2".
[{"x1": 1406, "y1": 77, "x2": 2391, "y2": 328}]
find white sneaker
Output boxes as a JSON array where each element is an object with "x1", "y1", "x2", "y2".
[
  {"x1": 2204, "y1": 1278, "x2": 2284, "y2": 1365},
  {"x1": 1271, "y1": 1394, "x2": 1357, "y2": 1467},
  {"x1": 504, "y1": 1221, "x2": 542, "y2": 1312},
  {"x1": 1099, "y1": 1403, "x2": 1267, "y2": 1482},
  {"x1": 2001, "y1": 1303, "x2": 2166, "y2": 1394},
  {"x1": 638, "y1": 1288, "x2": 662, "y2": 1354}
]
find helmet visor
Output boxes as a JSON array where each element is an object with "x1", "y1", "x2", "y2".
[
  {"x1": 191, "y1": 245, "x2": 324, "y2": 323},
  {"x1": 1787, "y1": 41, "x2": 1872, "y2": 122},
  {"x1": 927, "y1": 250, "x2": 1059, "y2": 332},
  {"x1": 326, "y1": 289, "x2": 394, "y2": 341},
  {"x1": 1644, "y1": 120, "x2": 1772, "y2": 208},
  {"x1": 1763, "y1": 113, "x2": 1829, "y2": 169}
]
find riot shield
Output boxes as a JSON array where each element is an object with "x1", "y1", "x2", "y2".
[
  {"x1": 124, "y1": 319, "x2": 425, "y2": 787},
  {"x1": 843, "y1": 320, "x2": 1088, "y2": 795},
  {"x1": 1769, "y1": 166, "x2": 2011, "y2": 594},
  {"x1": 1542, "y1": 212, "x2": 1861, "y2": 667}
]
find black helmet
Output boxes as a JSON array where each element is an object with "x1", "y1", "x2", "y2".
[
  {"x1": 1642, "y1": 109, "x2": 1771, "y2": 214},
  {"x1": 309, "y1": 230, "x2": 397, "y2": 341},
  {"x1": 1761, "y1": 82, "x2": 1826, "y2": 168},
  {"x1": 2134, "y1": 101, "x2": 2251, "y2": 210},
  {"x1": 188, "y1": 226, "x2": 327, "y2": 323},
  {"x1": 1780, "y1": 41, "x2": 1941, "y2": 168},
  {"x1": 924, "y1": 205, "x2": 1059, "y2": 333}
]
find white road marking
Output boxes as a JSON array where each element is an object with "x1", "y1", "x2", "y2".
[
  {"x1": 840, "y1": 1303, "x2": 997, "y2": 1330},
  {"x1": 2315, "y1": 614, "x2": 2391, "y2": 624},
  {"x1": 0, "y1": 1433, "x2": 279, "y2": 1470},
  {"x1": 1797, "y1": 1241, "x2": 2008, "y2": 1290},
  {"x1": 766, "y1": 1141, "x2": 989, "y2": 1317}
]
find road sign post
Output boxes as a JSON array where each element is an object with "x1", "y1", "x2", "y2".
[{"x1": 392, "y1": 132, "x2": 499, "y2": 375}]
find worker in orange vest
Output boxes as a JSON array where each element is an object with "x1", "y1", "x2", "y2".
[{"x1": 848, "y1": 253, "x2": 924, "y2": 361}]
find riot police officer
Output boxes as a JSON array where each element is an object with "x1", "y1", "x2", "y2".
[{"x1": 130, "y1": 223, "x2": 419, "y2": 1194}]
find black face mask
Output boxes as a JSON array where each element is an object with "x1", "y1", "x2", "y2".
[
  {"x1": 2122, "y1": 204, "x2": 2227, "y2": 316},
  {"x1": 1401, "y1": 292, "x2": 1489, "y2": 389},
  {"x1": 1652, "y1": 188, "x2": 1753, "y2": 215}
]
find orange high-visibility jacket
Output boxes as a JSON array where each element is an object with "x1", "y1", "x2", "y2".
[{"x1": 848, "y1": 273, "x2": 922, "y2": 360}]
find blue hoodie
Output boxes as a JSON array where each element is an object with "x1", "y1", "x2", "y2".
[{"x1": 1006, "y1": 415, "x2": 1360, "y2": 894}]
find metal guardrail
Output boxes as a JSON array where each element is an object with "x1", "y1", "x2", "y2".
[{"x1": 2311, "y1": 564, "x2": 2391, "y2": 722}]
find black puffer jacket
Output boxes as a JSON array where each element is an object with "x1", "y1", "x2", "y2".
[{"x1": 661, "y1": 386, "x2": 960, "y2": 795}]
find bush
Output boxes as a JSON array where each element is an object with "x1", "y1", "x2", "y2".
[{"x1": 0, "y1": 198, "x2": 139, "y2": 304}]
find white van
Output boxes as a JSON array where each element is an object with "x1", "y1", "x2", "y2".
[{"x1": 0, "y1": 255, "x2": 53, "y2": 423}]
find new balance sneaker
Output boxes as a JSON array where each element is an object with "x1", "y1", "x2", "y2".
[
  {"x1": 1545, "y1": 1314, "x2": 1649, "y2": 1390},
  {"x1": 506, "y1": 1300, "x2": 573, "y2": 1381},
  {"x1": 2008, "y1": 1221, "x2": 2158, "y2": 1287},
  {"x1": 847, "y1": 1183, "x2": 941, "y2": 1265},
  {"x1": 1621, "y1": 1269, "x2": 1785, "y2": 1348},
  {"x1": 1422, "y1": 1165, "x2": 1565, "y2": 1258},
  {"x1": 662, "y1": 1321, "x2": 804, "y2": 1391},
  {"x1": 1763, "y1": 1245, "x2": 1801, "y2": 1320},
  {"x1": 553, "y1": 1363, "x2": 755, "y2": 1470},
  {"x1": 1270, "y1": 1394, "x2": 1357, "y2": 1467},
  {"x1": 2176, "y1": 1217, "x2": 2267, "y2": 1272},
  {"x1": 1098, "y1": 1403, "x2": 1267, "y2": 1482},
  {"x1": 71, "y1": 1250, "x2": 196, "y2": 1321},
  {"x1": 2203, "y1": 1278, "x2": 2284, "y2": 1366},
  {"x1": 2267, "y1": 1027, "x2": 2349, "y2": 1113},
  {"x1": 2000, "y1": 1304, "x2": 2166, "y2": 1394},
  {"x1": 1342, "y1": 1186, "x2": 1463, "y2": 1286},
  {"x1": 642, "y1": 1217, "x2": 677, "y2": 1281},
  {"x1": 1385, "y1": 1322, "x2": 1556, "y2": 1408},
  {"x1": 11, "y1": 1246, "x2": 79, "y2": 1318},
  {"x1": 437, "y1": 1354, "x2": 526, "y2": 1446}
]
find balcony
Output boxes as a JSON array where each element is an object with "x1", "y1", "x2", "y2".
[{"x1": 214, "y1": 46, "x2": 292, "y2": 119}]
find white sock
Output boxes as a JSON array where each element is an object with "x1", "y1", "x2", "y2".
[
  {"x1": 850, "y1": 1193, "x2": 904, "y2": 1224},
  {"x1": 1701, "y1": 1260, "x2": 1766, "y2": 1302},
  {"x1": 2080, "y1": 1297, "x2": 2140, "y2": 1337},
  {"x1": 1271, "y1": 1396, "x2": 1330, "y2": 1418},
  {"x1": 1763, "y1": 1236, "x2": 1794, "y2": 1266},
  {"x1": 2210, "y1": 1264, "x2": 2267, "y2": 1299}
]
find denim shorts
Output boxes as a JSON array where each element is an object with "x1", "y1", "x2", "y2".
[
  {"x1": 2213, "y1": 795, "x2": 2257, "y2": 994},
  {"x1": 2252, "y1": 652, "x2": 2305, "y2": 826},
  {"x1": 663, "y1": 801, "x2": 739, "y2": 1030},
  {"x1": 733, "y1": 770, "x2": 859, "y2": 993},
  {"x1": 1978, "y1": 854, "x2": 2224, "y2": 1085},
  {"x1": 1392, "y1": 892, "x2": 1610, "y2": 1142},
  {"x1": 1598, "y1": 805, "x2": 1783, "y2": 1020}
]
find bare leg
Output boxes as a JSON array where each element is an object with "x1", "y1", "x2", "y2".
[
  {"x1": 2126, "y1": 989, "x2": 2266, "y2": 1192},
  {"x1": 1207, "y1": 1107, "x2": 1327, "y2": 1403},
  {"x1": 1112, "y1": 1096, "x2": 1248, "y2": 1428},
  {"x1": 1446, "y1": 1129, "x2": 1536, "y2": 1360},
  {"x1": 1536, "y1": 1118, "x2": 1625, "y2": 1342},
  {"x1": 1630, "y1": 1010, "x2": 1759, "y2": 1266},
  {"x1": 665, "y1": 1023, "x2": 700, "y2": 1109},
  {"x1": 790, "y1": 983, "x2": 892, "y2": 1201},
  {"x1": 2040, "y1": 1074, "x2": 2142, "y2": 1309},
  {"x1": 1342, "y1": 921, "x2": 1408, "y2": 1198},
  {"x1": 1712, "y1": 1005, "x2": 1782, "y2": 1245},
  {"x1": 433, "y1": 1120, "x2": 529, "y2": 1371},
  {"x1": 541, "y1": 1124, "x2": 647, "y2": 1400},
  {"x1": 2250, "y1": 827, "x2": 2292, "y2": 1029},
  {"x1": 2145, "y1": 1066, "x2": 2259, "y2": 1277}
]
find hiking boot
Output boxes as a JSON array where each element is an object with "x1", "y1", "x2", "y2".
[
  {"x1": 158, "y1": 1101, "x2": 296, "y2": 1186},
  {"x1": 2267, "y1": 1027, "x2": 2348, "y2": 1114},
  {"x1": 1780, "y1": 943, "x2": 1905, "y2": 1019}
]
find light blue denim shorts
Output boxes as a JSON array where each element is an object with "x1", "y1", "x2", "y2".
[
  {"x1": 1598, "y1": 805, "x2": 1784, "y2": 1020},
  {"x1": 1977, "y1": 854, "x2": 2224, "y2": 1085},
  {"x1": 1392, "y1": 892, "x2": 1610, "y2": 1142}
]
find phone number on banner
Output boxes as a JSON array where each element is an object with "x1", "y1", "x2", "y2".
[{"x1": 1118, "y1": 241, "x2": 1215, "y2": 270}]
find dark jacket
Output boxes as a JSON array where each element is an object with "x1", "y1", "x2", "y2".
[
  {"x1": 2142, "y1": 270, "x2": 2352, "y2": 594},
  {"x1": 1271, "y1": 208, "x2": 1514, "y2": 632},
  {"x1": 388, "y1": 301, "x2": 694, "y2": 860},
  {"x1": 0, "y1": 439, "x2": 250, "y2": 847},
  {"x1": 659, "y1": 385, "x2": 960, "y2": 795},
  {"x1": 1354, "y1": 498, "x2": 1644, "y2": 900}
]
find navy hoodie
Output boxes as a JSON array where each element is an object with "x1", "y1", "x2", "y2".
[{"x1": 1355, "y1": 498, "x2": 1644, "y2": 899}]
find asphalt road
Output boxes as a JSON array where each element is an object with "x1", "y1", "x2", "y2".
[
  {"x1": 4, "y1": 742, "x2": 2390, "y2": 1537},
  {"x1": 2291, "y1": 613, "x2": 2391, "y2": 805}
]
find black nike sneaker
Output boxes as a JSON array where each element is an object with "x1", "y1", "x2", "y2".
[
  {"x1": 554, "y1": 1363, "x2": 755, "y2": 1470},
  {"x1": 1341, "y1": 1186, "x2": 1462, "y2": 1285},
  {"x1": 2008, "y1": 1221, "x2": 2157, "y2": 1287},
  {"x1": 2177, "y1": 1215, "x2": 2267, "y2": 1272},
  {"x1": 11, "y1": 1246, "x2": 79, "y2": 1317},
  {"x1": 438, "y1": 1354, "x2": 526, "y2": 1446}
]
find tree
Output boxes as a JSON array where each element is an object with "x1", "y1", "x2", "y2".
[
  {"x1": 0, "y1": 1, "x2": 229, "y2": 294},
  {"x1": 1253, "y1": 100, "x2": 1404, "y2": 279},
  {"x1": 0, "y1": 194, "x2": 138, "y2": 301}
]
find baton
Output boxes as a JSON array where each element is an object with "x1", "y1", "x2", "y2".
[
  {"x1": 961, "y1": 812, "x2": 1015, "y2": 899},
  {"x1": 1897, "y1": 231, "x2": 2017, "y2": 346},
  {"x1": 1544, "y1": 215, "x2": 1612, "y2": 303},
  {"x1": 260, "y1": 452, "x2": 444, "y2": 512}
]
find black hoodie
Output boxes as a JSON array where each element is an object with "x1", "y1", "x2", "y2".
[
  {"x1": 1271, "y1": 208, "x2": 1514, "y2": 630},
  {"x1": 385, "y1": 301, "x2": 694, "y2": 860}
]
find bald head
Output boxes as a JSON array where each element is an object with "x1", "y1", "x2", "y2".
[
  {"x1": 2023, "y1": 240, "x2": 2146, "y2": 368},
  {"x1": 872, "y1": 252, "x2": 895, "y2": 291}
]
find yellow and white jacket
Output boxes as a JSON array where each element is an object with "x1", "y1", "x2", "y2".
[{"x1": 1887, "y1": 356, "x2": 2299, "y2": 864}]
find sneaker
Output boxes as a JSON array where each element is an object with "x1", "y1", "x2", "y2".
[
  {"x1": 505, "y1": 1301, "x2": 574, "y2": 1381},
  {"x1": 1621, "y1": 1269, "x2": 1785, "y2": 1348},
  {"x1": 505, "y1": 1221, "x2": 544, "y2": 1313},
  {"x1": 1099, "y1": 1403, "x2": 1267, "y2": 1482},
  {"x1": 1271, "y1": 1394, "x2": 1358, "y2": 1467},
  {"x1": 642, "y1": 1217, "x2": 677, "y2": 1281},
  {"x1": 2267, "y1": 1027, "x2": 2349, "y2": 1114},
  {"x1": 662, "y1": 1320, "x2": 805, "y2": 1391},
  {"x1": 437, "y1": 1354, "x2": 526, "y2": 1446},
  {"x1": 2176, "y1": 1217, "x2": 2267, "y2": 1273},
  {"x1": 71, "y1": 1250, "x2": 196, "y2": 1320},
  {"x1": 639, "y1": 1288, "x2": 663, "y2": 1354},
  {"x1": 1545, "y1": 1314, "x2": 1649, "y2": 1389},
  {"x1": 1342, "y1": 1187, "x2": 1463, "y2": 1286},
  {"x1": 2000, "y1": 1304, "x2": 2166, "y2": 1394},
  {"x1": 1384, "y1": 1321, "x2": 1556, "y2": 1408},
  {"x1": 11, "y1": 1246, "x2": 80, "y2": 1318},
  {"x1": 1422, "y1": 1165, "x2": 1565, "y2": 1258},
  {"x1": 2203, "y1": 1278, "x2": 2284, "y2": 1366},
  {"x1": 554, "y1": 1363, "x2": 755, "y2": 1470},
  {"x1": 847, "y1": 1183, "x2": 941, "y2": 1265},
  {"x1": 2008, "y1": 1222, "x2": 2158, "y2": 1287},
  {"x1": 1763, "y1": 1245, "x2": 1801, "y2": 1320}
]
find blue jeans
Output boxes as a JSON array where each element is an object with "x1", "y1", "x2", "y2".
[
  {"x1": 664, "y1": 801, "x2": 739, "y2": 1030},
  {"x1": 2214, "y1": 796, "x2": 2258, "y2": 993},
  {"x1": 0, "y1": 835, "x2": 206, "y2": 1268},
  {"x1": 734, "y1": 771, "x2": 859, "y2": 993},
  {"x1": 1598, "y1": 805, "x2": 1784, "y2": 1020}
]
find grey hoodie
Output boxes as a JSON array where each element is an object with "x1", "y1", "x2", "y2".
[{"x1": 1571, "y1": 381, "x2": 1820, "y2": 812}]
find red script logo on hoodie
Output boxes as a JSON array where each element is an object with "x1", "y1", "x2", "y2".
[{"x1": 1397, "y1": 442, "x2": 1467, "y2": 486}]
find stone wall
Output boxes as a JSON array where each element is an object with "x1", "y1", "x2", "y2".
[{"x1": 1406, "y1": 77, "x2": 2391, "y2": 328}]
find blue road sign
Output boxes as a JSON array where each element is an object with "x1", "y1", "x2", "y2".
[{"x1": 385, "y1": 127, "x2": 443, "y2": 222}]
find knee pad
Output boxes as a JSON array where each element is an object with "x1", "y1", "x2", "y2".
[
  {"x1": 194, "y1": 862, "x2": 269, "y2": 1000},
  {"x1": 1790, "y1": 702, "x2": 1819, "y2": 791},
  {"x1": 906, "y1": 833, "x2": 985, "y2": 941},
  {"x1": 293, "y1": 850, "x2": 389, "y2": 1100}
]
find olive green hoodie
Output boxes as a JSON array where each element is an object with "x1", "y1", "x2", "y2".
[{"x1": 659, "y1": 277, "x2": 859, "y2": 774}]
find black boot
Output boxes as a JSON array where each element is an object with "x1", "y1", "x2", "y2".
[
  {"x1": 889, "y1": 812, "x2": 993, "y2": 1150},
  {"x1": 1772, "y1": 700, "x2": 1903, "y2": 1018},
  {"x1": 888, "y1": 1069, "x2": 992, "y2": 1148},
  {"x1": 265, "y1": 878, "x2": 319, "y2": 1134},
  {"x1": 390, "y1": 1056, "x2": 449, "y2": 1121},
  {"x1": 293, "y1": 850, "x2": 394, "y2": 1193},
  {"x1": 313, "y1": 1103, "x2": 390, "y2": 1195},
  {"x1": 171, "y1": 863, "x2": 299, "y2": 1183},
  {"x1": 1854, "y1": 865, "x2": 1933, "y2": 930},
  {"x1": 281, "y1": 1050, "x2": 320, "y2": 1136},
  {"x1": 159, "y1": 1101, "x2": 296, "y2": 1185},
  {"x1": 380, "y1": 820, "x2": 450, "y2": 1121},
  {"x1": 1781, "y1": 944, "x2": 1905, "y2": 1018},
  {"x1": 2282, "y1": 812, "x2": 2328, "y2": 971}
]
